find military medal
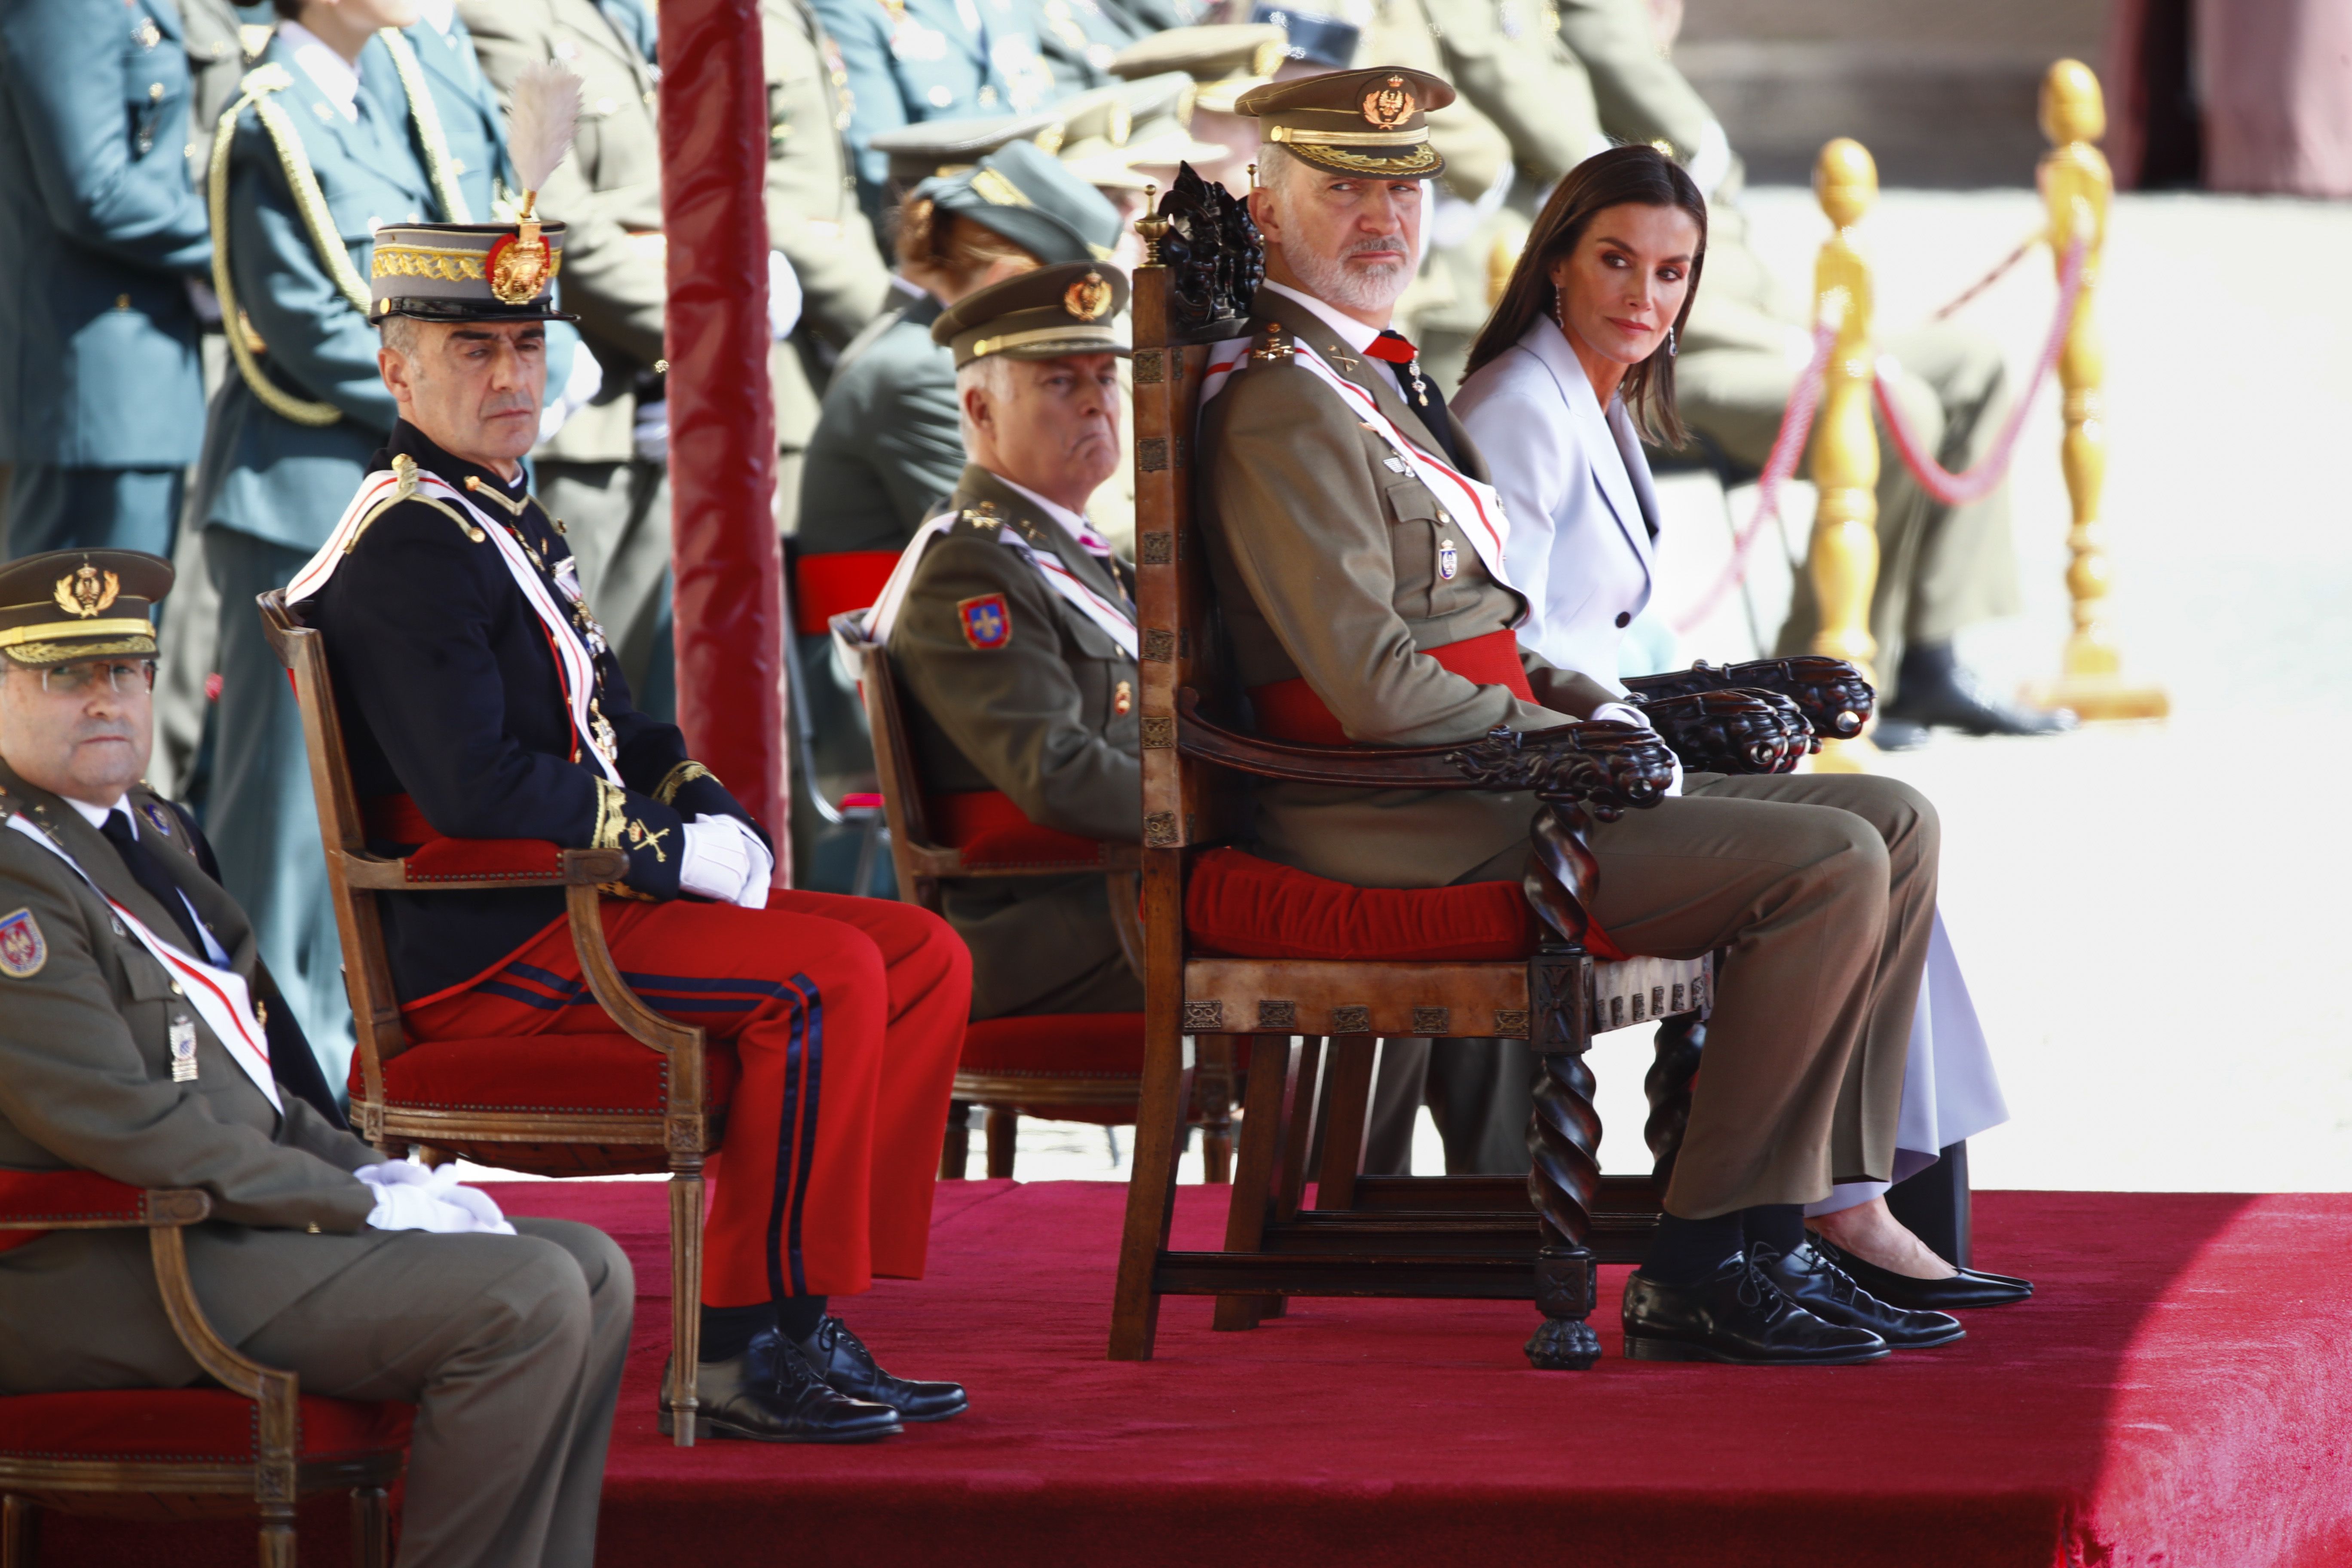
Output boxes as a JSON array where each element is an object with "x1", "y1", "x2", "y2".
[
  {"x1": 1113, "y1": 680, "x2": 1132, "y2": 717},
  {"x1": 169, "y1": 1014, "x2": 199, "y2": 1083},
  {"x1": 1438, "y1": 540, "x2": 1459, "y2": 581}
]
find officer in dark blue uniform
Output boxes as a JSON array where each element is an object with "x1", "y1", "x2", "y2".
[{"x1": 0, "y1": 0, "x2": 215, "y2": 561}]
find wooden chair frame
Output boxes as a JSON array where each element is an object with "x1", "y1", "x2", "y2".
[
  {"x1": 0, "y1": 1185, "x2": 400, "y2": 1568},
  {"x1": 258, "y1": 591, "x2": 714, "y2": 1447},
  {"x1": 832, "y1": 612, "x2": 1239, "y2": 1182}
]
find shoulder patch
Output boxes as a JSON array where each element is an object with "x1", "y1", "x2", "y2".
[
  {"x1": 958, "y1": 593, "x2": 1013, "y2": 650},
  {"x1": 0, "y1": 909, "x2": 46, "y2": 980}
]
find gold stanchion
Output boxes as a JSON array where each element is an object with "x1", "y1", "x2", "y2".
[
  {"x1": 1805, "y1": 137, "x2": 1881, "y2": 772},
  {"x1": 2024, "y1": 59, "x2": 2169, "y2": 721}
]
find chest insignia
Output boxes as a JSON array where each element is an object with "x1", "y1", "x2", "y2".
[
  {"x1": 142, "y1": 801, "x2": 176, "y2": 837},
  {"x1": 169, "y1": 1015, "x2": 199, "y2": 1083},
  {"x1": 959, "y1": 593, "x2": 1012, "y2": 650},
  {"x1": 1437, "y1": 540, "x2": 1459, "y2": 581},
  {"x1": 1113, "y1": 679, "x2": 1132, "y2": 717},
  {"x1": 0, "y1": 909, "x2": 46, "y2": 980}
]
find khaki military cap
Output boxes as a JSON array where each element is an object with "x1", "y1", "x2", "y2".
[
  {"x1": 370, "y1": 221, "x2": 575, "y2": 324},
  {"x1": 870, "y1": 110, "x2": 1065, "y2": 189},
  {"x1": 1059, "y1": 73, "x2": 1228, "y2": 190},
  {"x1": 931, "y1": 261, "x2": 1131, "y2": 368},
  {"x1": 1234, "y1": 65, "x2": 1452, "y2": 179},
  {"x1": 1110, "y1": 24, "x2": 1287, "y2": 115},
  {"x1": 0, "y1": 549, "x2": 172, "y2": 667}
]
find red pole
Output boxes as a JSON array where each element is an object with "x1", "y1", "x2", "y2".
[{"x1": 658, "y1": 0, "x2": 790, "y2": 879}]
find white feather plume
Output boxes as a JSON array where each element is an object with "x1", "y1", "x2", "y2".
[{"x1": 508, "y1": 60, "x2": 583, "y2": 204}]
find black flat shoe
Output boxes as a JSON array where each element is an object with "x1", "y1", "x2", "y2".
[
  {"x1": 794, "y1": 1316, "x2": 968, "y2": 1423},
  {"x1": 1811, "y1": 1234, "x2": 2035, "y2": 1310},
  {"x1": 1883, "y1": 642, "x2": 2075, "y2": 737},
  {"x1": 659, "y1": 1326, "x2": 902, "y2": 1442},
  {"x1": 1755, "y1": 1240, "x2": 1964, "y2": 1348},
  {"x1": 1622, "y1": 1250, "x2": 1890, "y2": 1366}
]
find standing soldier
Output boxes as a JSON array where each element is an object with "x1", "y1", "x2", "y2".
[
  {"x1": 192, "y1": 0, "x2": 459, "y2": 1097},
  {"x1": 865, "y1": 263, "x2": 1142, "y2": 1019},
  {"x1": 0, "y1": 0, "x2": 215, "y2": 562}
]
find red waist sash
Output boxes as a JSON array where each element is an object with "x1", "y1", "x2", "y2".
[
  {"x1": 926, "y1": 790, "x2": 1106, "y2": 869},
  {"x1": 1248, "y1": 628, "x2": 1534, "y2": 746}
]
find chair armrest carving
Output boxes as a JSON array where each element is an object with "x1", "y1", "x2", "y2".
[
  {"x1": 1632, "y1": 689, "x2": 1811, "y2": 775},
  {"x1": 1623, "y1": 656, "x2": 1874, "y2": 742}
]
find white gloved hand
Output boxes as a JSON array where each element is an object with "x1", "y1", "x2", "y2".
[
  {"x1": 631, "y1": 398, "x2": 669, "y2": 464},
  {"x1": 767, "y1": 249, "x2": 804, "y2": 340},
  {"x1": 680, "y1": 814, "x2": 771, "y2": 907},
  {"x1": 355, "y1": 1160, "x2": 517, "y2": 1235}
]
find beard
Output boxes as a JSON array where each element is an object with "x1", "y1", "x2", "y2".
[{"x1": 1287, "y1": 232, "x2": 1415, "y2": 314}]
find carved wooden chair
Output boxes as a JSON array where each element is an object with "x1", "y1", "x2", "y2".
[
  {"x1": 832, "y1": 609, "x2": 1239, "y2": 1182},
  {"x1": 0, "y1": 1173, "x2": 407, "y2": 1567},
  {"x1": 258, "y1": 591, "x2": 717, "y2": 1447},
  {"x1": 1109, "y1": 170, "x2": 1872, "y2": 1369}
]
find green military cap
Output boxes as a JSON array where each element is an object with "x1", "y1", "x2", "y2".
[
  {"x1": 1109, "y1": 23, "x2": 1286, "y2": 116},
  {"x1": 916, "y1": 140, "x2": 1125, "y2": 264},
  {"x1": 870, "y1": 110, "x2": 1066, "y2": 190},
  {"x1": 1057, "y1": 73, "x2": 1228, "y2": 190},
  {"x1": 0, "y1": 549, "x2": 172, "y2": 667},
  {"x1": 1235, "y1": 65, "x2": 1453, "y2": 179},
  {"x1": 931, "y1": 260, "x2": 1130, "y2": 368},
  {"x1": 369, "y1": 220, "x2": 576, "y2": 324}
]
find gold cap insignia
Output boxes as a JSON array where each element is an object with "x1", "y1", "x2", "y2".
[
  {"x1": 486, "y1": 221, "x2": 553, "y2": 305},
  {"x1": 1064, "y1": 270, "x2": 1113, "y2": 322},
  {"x1": 1361, "y1": 75, "x2": 1415, "y2": 130},
  {"x1": 53, "y1": 563, "x2": 120, "y2": 619},
  {"x1": 1251, "y1": 38, "x2": 1286, "y2": 77}
]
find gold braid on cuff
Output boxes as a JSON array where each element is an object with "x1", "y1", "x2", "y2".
[{"x1": 653, "y1": 761, "x2": 719, "y2": 806}]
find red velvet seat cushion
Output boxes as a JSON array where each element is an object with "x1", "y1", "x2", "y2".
[
  {"x1": 0, "y1": 1169, "x2": 145, "y2": 1225},
  {"x1": 0, "y1": 1390, "x2": 410, "y2": 1463},
  {"x1": 1184, "y1": 847, "x2": 1625, "y2": 963},
  {"x1": 367, "y1": 1035, "x2": 741, "y2": 1115}
]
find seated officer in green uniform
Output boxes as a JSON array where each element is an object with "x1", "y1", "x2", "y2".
[
  {"x1": 866, "y1": 263, "x2": 1141, "y2": 1020},
  {"x1": 192, "y1": 0, "x2": 462, "y2": 1097}
]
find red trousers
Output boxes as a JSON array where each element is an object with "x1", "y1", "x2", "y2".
[{"x1": 407, "y1": 890, "x2": 970, "y2": 1306}]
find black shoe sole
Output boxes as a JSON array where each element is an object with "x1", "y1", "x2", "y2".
[
  {"x1": 1880, "y1": 1323, "x2": 1968, "y2": 1349},
  {"x1": 657, "y1": 1408, "x2": 900, "y2": 1444},
  {"x1": 895, "y1": 1402, "x2": 968, "y2": 1424},
  {"x1": 1622, "y1": 1332, "x2": 1890, "y2": 1366}
]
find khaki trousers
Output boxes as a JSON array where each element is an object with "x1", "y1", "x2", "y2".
[{"x1": 1365, "y1": 771, "x2": 1933, "y2": 1217}]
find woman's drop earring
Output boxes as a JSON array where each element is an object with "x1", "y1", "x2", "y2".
[
  {"x1": 1552, "y1": 285, "x2": 1567, "y2": 329},
  {"x1": 1666, "y1": 325, "x2": 1679, "y2": 358}
]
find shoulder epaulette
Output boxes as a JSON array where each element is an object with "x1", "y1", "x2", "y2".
[{"x1": 344, "y1": 456, "x2": 488, "y2": 554}]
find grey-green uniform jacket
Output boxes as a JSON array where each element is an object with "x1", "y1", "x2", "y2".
[
  {"x1": 0, "y1": 764, "x2": 380, "y2": 1390},
  {"x1": 796, "y1": 298, "x2": 965, "y2": 556},
  {"x1": 1197, "y1": 306, "x2": 1615, "y2": 892},
  {"x1": 886, "y1": 465, "x2": 1142, "y2": 1020}
]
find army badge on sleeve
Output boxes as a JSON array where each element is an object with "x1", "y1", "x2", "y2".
[
  {"x1": 0, "y1": 909, "x2": 46, "y2": 979},
  {"x1": 959, "y1": 594, "x2": 1013, "y2": 650}
]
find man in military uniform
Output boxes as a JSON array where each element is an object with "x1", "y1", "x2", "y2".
[
  {"x1": 869, "y1": 263, "x2": 1141, "y2": 1019},
  {"x1": 0, "y1": 548, "x2": 632, "y2": 1567},
  {"x1": 0, "y1": 0, "x2": 216, "y2": 562},
  {"x1": 294, "y1": 210, "x2": 972, "y2": 1439},
  {"x1": 193, "y1": 0, "x2": 460, "y2": 1100},
  {"x1": 1199, "y1": 70, "x2": 1952, "y2": 1364}
]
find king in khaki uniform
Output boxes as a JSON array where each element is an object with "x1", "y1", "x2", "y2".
[
  {"x1": 1200, "y1": 69, "x2": 1963, "y2": 1365},
  {"x1": 291, "y1": 127, "x2": 975, "y2": 1441},
  {"x1": 0, "y1": 548, "x2": 633, "y2": 1568},
  {"x1": 864, "y1": 262, "x2": 1143, "y2": 1021}
]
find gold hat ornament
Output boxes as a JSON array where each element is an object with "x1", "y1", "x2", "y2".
[{"x1": 0, "y1": 550, "x2": 173, "y2": 667}]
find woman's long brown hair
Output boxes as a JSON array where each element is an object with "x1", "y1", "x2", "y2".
[{"x1": 1466, "y1": 143, "x2": 1709, "y2": 448}]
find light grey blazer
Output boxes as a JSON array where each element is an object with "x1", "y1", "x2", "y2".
[{"x1": 1452, "y1": 316, "x2": 1660, "y2": 693}]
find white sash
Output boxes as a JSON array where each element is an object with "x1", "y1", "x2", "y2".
[
  {"x1": 861, "y1": 506, "x2": 1139, "y2": 659},
  {"x1": 287, "y1": 467, "x2": 623, "y2": 785},
  {"x1": 1200, "y1": 332, "x2": 1522, "y2": 620},
  {"x1": 5, "y1": 816, "x2": 281, "y2": 1115}
]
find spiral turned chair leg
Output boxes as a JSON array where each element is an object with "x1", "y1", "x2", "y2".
[
  {"x1": 1525, "y1": 942, "x2": 1602, "y2": 1370},
  {"x1": 1644, "y1": 1013, "x2": 1706, "y2": 1187}
]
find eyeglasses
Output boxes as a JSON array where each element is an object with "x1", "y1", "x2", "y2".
[{"x1": 38, "y1": 660, "x2": 157, "y2": 696}]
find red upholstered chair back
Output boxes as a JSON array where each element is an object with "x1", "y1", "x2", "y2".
[{"x1": 792, "y1": 551, "x2": 901, "y2": 636}]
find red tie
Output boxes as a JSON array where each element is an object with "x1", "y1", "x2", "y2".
[{"x1": 1363, "y1": 331, "x2": 1417, "y2": 365}]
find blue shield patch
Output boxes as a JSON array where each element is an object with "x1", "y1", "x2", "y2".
[
  {"x1": 0, "y1": 909, "x2": 46, "y2": 980},
  {"x1": 958, "y1": 593, "x2": 1012, "y2": 650},
  {"x1": 1437, "y1": 540, "x2": 1459, "y2": 581}
]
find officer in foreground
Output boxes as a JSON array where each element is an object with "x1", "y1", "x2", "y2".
[
  {"x1": 0, "y1": 550, "x2": 630, "y2": 1568},
  {"x1": 866, "y1": 263, "x2": 1143, "y2": 1020},
  {"x1": 292, "y1": 191, "x2": 972, "y2": 1441}
]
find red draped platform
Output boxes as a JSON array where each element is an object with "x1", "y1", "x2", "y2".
[{"x1": 42, "y1": 1183, "x2": 2352, "y2": 1567}]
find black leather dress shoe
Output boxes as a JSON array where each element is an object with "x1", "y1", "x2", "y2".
[
  {"x1": 1883, "y1": 642, "x2": 2076, "y2": 736},
  {"x1": 794, "y1": 1316, "x2": 968, "y2": 1422},
  {"x1": 1811, "y1": 1234, "x2": 2035, "y2": 1310},
  {"x1": 1622, "y1": 1250, "x2": 1890, "y2": 1366},
  {"x1": 658, "y1": 1327, "x2": 902, "y2": 1443},
  {"x1": 1755, "y1": 1240, "x2": 1964, "y2": 1348}
]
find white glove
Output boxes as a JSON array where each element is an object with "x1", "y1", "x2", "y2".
[
  {"x1": 632, "y1": 398, "x2": 669, "y2": 464},
  {"x1": 767, "y1": 249, "x2": 804, "y2": 340},
  {"x1": 680, "y1": 814, "x2": 772, "y2": 908},
  {"x1": 539, "y1": 335, "x2": 606, "y2": 444},
  {"x1": 355, "y1": 1160, "x2": 517, "y2": 1235},
  {"x1": 1589, "y1": 701, "x2": 1684, "y2": 798}
]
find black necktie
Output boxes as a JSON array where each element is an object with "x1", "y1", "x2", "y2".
[
  {"x1": 1369, "y1": 329, "x2": 1467, "y2": 472},
  {"x1": 100, "y1": 811, "x2": 208, "y2": 956}
]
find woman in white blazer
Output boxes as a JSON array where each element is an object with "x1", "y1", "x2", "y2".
[{"x1": 1456, "y1": 145, "x2": 2028, "y2": 1319}]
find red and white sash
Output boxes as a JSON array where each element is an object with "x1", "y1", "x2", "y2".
[
  {"x1": 862, "y1": 506, "x2": 1138, "y2": 659},
  {"x1": 288, "y1": 466, "x2": 622, "y2": 785},
  {"x1": 4, "y1": 816, "x2": 280, "y2": 1115},
  {"x1": 1200, "y1": 331, "x2": 1522, "y2": 621}
]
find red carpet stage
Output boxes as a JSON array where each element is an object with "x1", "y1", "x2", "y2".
[{"x1": 40, "y1": 1182, "x2": 2352, "y2": 1567}]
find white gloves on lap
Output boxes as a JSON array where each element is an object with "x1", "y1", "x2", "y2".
[
  {"x1": 679, "y1": 814, "x2": 775, "y2": 909},
  {"x1": 355, "y1": 1160, "x2": 516, "y2": 1236}
]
